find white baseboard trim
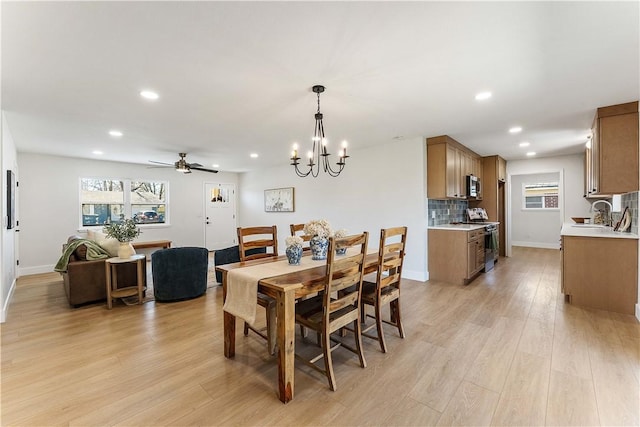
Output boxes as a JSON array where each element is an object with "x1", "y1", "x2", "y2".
[
  {"x1": 1, "y1": 277, "x2": 16, "y2": 323},
  {"x1": 404, "y1": 269, "x2": 428, "y2": 282},
  {"x1": 636, "y1": 303, "x2": 639, "y2": 322},
  {"x1": 511, "y1": 241, "x2": 560, "y2": 250},
  {"x1": 18, "y1": 264, "x2": 55, "y2": 276}
]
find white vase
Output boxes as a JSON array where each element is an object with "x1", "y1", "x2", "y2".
[{"x1": 117, "y1": 242, "x2": 134, "y2": 259}]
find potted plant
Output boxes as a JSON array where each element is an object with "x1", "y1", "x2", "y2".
[
  {"x1": 303, "y1": 219, "x2": 332, "y2": 260},
  {"x1": 285, "y1": 235, "x2": 304, "y2": 265},
  {"x1": 103, "y1": 218, "x2": 142, "y2": 258}
]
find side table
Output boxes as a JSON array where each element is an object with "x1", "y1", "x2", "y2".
[{"x1": 105, "y1": 254, "x2": 146, "y2": 309}]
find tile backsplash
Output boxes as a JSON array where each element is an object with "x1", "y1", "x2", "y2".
[
  {"x1": 620, "y1": 191, "x2": 638, "y2": 235},
  {"x1": 428, "y1": 199, "x2": 468, "y2": 226}
]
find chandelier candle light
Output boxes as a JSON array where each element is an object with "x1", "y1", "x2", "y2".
[{"x1": 290, "y1": 85, "x2": 349, "y2": 177}]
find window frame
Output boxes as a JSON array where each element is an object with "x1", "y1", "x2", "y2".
[
  {"x1": 79, "y1": 177, "x2": 169, "y2": 229},
  {"x1": 522, "y1": 182, "x2": 559, "y2": 211}
]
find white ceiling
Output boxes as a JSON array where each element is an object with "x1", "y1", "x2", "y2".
[{"x1": 2, "y1": 1, "x2": 639, "y2": 173}]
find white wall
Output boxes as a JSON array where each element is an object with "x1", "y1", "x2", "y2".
[
  {"x1": 2, "y1": 112, "x2": 19, "y2": 322},
  {"x1": 238, "y1": 137, "x2": 429, "y2": 281},
  {"x1": 511, "y1": 172, "x2": 562, "y2": 249},
  {"x1": 17, "y1": 153, "x2": 239, "y2": 275},
  {"x1": 507, "y1": 153, "x2": 591, "y2": 221}
]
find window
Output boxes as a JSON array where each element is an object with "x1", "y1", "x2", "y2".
[
  {"x1": 523, "y1": 182, "x2": 559, "y2": 210},
  {"x1": 80, "y1": 178, "x2": 167, "y2": 227}
]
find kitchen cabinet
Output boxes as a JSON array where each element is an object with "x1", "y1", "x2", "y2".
[
  {"x1": 428, "y1": 227, "x2": 485, "y2": 285},
  {"x1": 475, "y1": 155, "x2": 506, "y2": 256},
  {"x1": 562, "y1": 235, "x2": 638, "y2": 315},
  {"x1": 497, "y1": 156, "x2": 506, "y2": 183},
  {"x1": 585, "y1": 101, "x2": 638, "y2": 197},
  {"x1": 427, "y1": 135, "x2": 482, "y2": 200}
]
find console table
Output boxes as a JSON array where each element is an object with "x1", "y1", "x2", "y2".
[{"x1": 132, "y1": 240, "x2": 172, "y2": 250}]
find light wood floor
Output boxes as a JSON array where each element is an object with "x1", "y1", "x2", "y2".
[{"x1": 2, "y1": 247, "x2": 639, "y2": 426}]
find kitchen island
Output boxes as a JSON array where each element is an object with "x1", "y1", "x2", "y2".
[{"x1": 561, "y1": 223, "x2": 638, "y2": 315}]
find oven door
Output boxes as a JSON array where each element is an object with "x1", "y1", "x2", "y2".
[{"x1": 484, "y1": 227, "x2": 497, "y2": 271}]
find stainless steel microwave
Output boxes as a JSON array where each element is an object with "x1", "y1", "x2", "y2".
[{"x1": 466, "y1": 175, "x2": 480, "y2": 197}]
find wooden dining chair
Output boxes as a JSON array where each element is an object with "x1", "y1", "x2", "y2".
[
  {"x1": 237, "y1": 225, "x2": 278, "y2": 355},
  {"x1": 294, "y1": 232, "x2": 369, "y2": 391},
  {"x1": 360, "y1": 226, "x2": 407, "y2": 353},
  {"x1": 289, "y1": 223, "x2": 311, "y2": 253}
]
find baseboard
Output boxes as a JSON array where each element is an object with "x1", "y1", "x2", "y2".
[
  {"x1": 511, "y1": 241, "x2": 560, "y2": 250},
  {"x1": 18, "y1": 264, "x2": 55, "y2": 276},
  {"x1": 403, "y1": 269, "x2": 428, "y2": 282},
  {"x1": 1, "y1": 277, "x2": 16, "y2": 323}
]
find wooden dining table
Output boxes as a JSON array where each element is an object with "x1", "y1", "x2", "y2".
[{"x1": 216, "y1": 251, "x2": 380, "y2": 403}]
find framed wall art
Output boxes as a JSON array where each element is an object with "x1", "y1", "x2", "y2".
[{"x1": 264, "y1": 187, "x2": 294, "y2": 212}]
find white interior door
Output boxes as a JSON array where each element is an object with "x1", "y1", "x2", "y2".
[{"x1": 204, "y1": 183, "x2": 237, "y2": 250}]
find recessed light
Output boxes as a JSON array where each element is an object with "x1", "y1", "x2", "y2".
[
  {"x1": 519, "y1": 142, "x2": 530, "y2": 147},
  {"x1": 108, "y1": 130, "x2": 123, "y2": 137},
  {"x1": 475, "y1": 91, "x2": 492, "y2": 101},
  {"x1": 92, "y1": 150, "x2": 103, "y2": 155},
  {"x1": 140, "y1": 90, "x2": 159, "y2": 100},
  {"x1": 250, "y1": 153, "x2": 259, "y2": 158},
  {"x1": 509, "y1": 126, "x2": 523, "y2": 134},
  {"x1": 526, "y1": 151, "x2": 536, "y2": 157},
  {"x1": 212, "y1": 164, "x2": 219, "y2": 168}
]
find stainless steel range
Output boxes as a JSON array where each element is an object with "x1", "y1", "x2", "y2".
[{"x1": 466, "y1": 208, "x2": 499, "y2": 272}]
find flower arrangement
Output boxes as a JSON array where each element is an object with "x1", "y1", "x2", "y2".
[
  {"x1": 303, "y1": 219, "x2": 332, "y2": 238},
  {"x1": 333, "y1": 228, "x2": 348, "y2": 238},
  {"x1": 285, "y1": 235, "x2": 304, "y2": 248},
  {"x1": 103, "y1": 218, "x2": 142, "y2": 242}
]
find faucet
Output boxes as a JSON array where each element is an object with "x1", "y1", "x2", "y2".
[{"x1": 591, "y1": 200, "x2": 613, "y2": 226}]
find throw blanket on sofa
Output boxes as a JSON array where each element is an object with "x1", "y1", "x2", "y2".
[{"x1": 54, "y1": 239, "x2": 111, "y2": 273}]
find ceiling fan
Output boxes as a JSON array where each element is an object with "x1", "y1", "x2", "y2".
[{"x1": 148, "y1": 153, "x2": 218, "y2": 174}]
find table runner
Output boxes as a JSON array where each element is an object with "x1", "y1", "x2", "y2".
[{"x1": 223, "y1": 255, "x2": 326, "y2": 324}]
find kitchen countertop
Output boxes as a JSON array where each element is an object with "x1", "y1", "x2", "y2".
[
  {"x1": 429, "y1": 222, "x2": 499, "y2": 231},
  {"x1": 561, "y1": 223, "x2": 638, "y2": 239}
]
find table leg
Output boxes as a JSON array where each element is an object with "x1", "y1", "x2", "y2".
[
  {"x1": 276, "y1": 288, "x2": 295, "y2": 403},
  {"x1": 136, "y1": 258, "x2": 144, "y2": 304},
  {"x1": 222, "y1": 272, "x2": 236, "y2": 358},
  {"x1": 105, "y1": 262, "x2": 112, "y2": 309}
]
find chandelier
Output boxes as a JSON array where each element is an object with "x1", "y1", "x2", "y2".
[{"x1": 290, "y1": 85, "x2": 349, "y2": 177}]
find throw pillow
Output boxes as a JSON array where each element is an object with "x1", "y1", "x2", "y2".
[{"x1": 97, "y1": 236, "x2": 120, "y2": 257}]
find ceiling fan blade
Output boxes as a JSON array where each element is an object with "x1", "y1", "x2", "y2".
[
  {"x1": 191, "y1": 166, "x2": 219, "y2": 174},
  {"x1": 149, "y1": 160, "x2": 173, "y2": 166},
  {"x1": 187, "y1": 162, "x2": 203, "y2": 168}
]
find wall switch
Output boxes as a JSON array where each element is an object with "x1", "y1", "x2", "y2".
[{"x1": 431, "y1": 211, "x2": 436, "y2": 219}]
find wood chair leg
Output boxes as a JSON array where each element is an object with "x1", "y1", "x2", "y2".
[
  {"x1": 243, "y1": 322, "x2": 249, "y2": 336},
  {"x1": 375, "y1": 301, "x2": 387, "y2": 353},
  {"x1": 322, "y1": 332, "x2": 337, "y2": 391},
  {"x1": 354, "y1": 319, "x2": 367, "y2": 369},
  {"x1": 390, "y1": 299, "x2": 405, "y2": 338}
]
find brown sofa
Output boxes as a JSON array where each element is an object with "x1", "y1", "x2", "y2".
[{"x1": 61, "y1": 236, "x2": 146, "y2": 307}]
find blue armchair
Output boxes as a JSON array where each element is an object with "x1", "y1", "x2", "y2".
[{"x1": 151, "y1": 247, "x2": 208, "y2": 302}]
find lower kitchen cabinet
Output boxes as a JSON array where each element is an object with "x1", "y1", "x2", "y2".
[
  {"x1": 562, "y1": 235, "x2": 638, "y2": 315},
  {"x1": 428, "y1": 228, "x2": 485, "y2": 285}
]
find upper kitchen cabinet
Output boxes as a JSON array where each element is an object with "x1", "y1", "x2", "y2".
[
  {"x1": 427, "y1": 135, "x2": 482, "y2": 200},
  {"x1": 585, "y1": 101, "x2": 639, "y2": 197}
]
